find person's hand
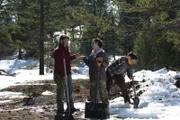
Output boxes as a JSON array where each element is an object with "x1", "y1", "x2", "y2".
[
  {"x1": 74, "y1": 54, "x2": 80, "y2": 59},
  {"x1": 78, "y1": 56, "x2": 85, "y2": 60},
  {"x1": 96, "y1": 57, "x2": 103, "y2": 63},
  {"x1": 96, "y1": 57, "x2": 103, "y2": 67},
  {"x1": 130, "y1": 76, "x2": 134, "y2": 81}
]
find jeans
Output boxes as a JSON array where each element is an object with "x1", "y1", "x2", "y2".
[{"x1": 54, "y1": 73, "x2": 74, "y2": 111}]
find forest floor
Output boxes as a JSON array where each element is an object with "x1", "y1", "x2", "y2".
[{"x1": 0, "y1": 79, "x2": 125, "y2": 120}]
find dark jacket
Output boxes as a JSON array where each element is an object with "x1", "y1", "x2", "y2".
[
  {"x1": 83, "y1": 51, "x2": 109, "y2": 82},
  {"x1": 107, "y1": 56, "x2": 133, "y2": 78},
  {"x1": 53, "y1": 43, "x2": 76, "y2": 77}
]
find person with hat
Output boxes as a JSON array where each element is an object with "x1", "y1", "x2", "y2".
[
  {"x1": 106, "y1": 52, "x2": 137, "y2": 103},
  {"x1": 53, "y1": 35, "x2": 79, "y2": 114}
]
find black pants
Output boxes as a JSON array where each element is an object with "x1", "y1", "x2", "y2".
[{"x1": 106, "y1": 70, "x2": 130, "y2": 103}]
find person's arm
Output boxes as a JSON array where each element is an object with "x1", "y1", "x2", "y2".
[
  {"x1": 83, "y1": 57, "x2": 89, "y2": 66},
  {"x1": 127, "y1": 66, "x2": 134, "y2": 80},
  {"x1": 101, "y1": 53, "x2": 109, "y2": 67},
  {"x1": 70, "y1": 54, "x2": 76, "y2": 60}
]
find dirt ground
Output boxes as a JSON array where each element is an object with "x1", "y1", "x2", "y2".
[{"x1": 0, "y1": 79, "x2": 142, "y2": 120}]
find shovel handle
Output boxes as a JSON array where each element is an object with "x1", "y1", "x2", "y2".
[
  {"x1": 96, "y1": 58, "x2": 103, "y2": 67},
  {"x1": 133, "y1": 80, "x2": 139, "y2": 98},
  {"x1": 95, "y1": 58, "x2": 103, "y2": 103},
  {"x1": 63, "y1": 52, "x2": 71, "y2": 115}
]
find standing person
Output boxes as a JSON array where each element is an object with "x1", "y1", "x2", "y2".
[
  {"x1": 80, "y1": 38, "x2": 109, "y2": 115},
  {"x1": 106, "y1": 52, "x2": 137, "y2": 103},
  {"x1": 53, "y1": 35, "x2": 79, "y2": 114}
]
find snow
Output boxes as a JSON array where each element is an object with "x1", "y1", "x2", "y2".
[
  {"x1": 0, "y1": 59, "x2": 38, "y2": 73},
  {"x1": 41, "y1": 91, "x2": 54, "y2": 96},
  {"x1": 1, "y1": 59, "x2": 180, "y2": 119},
  {"x1": 0, "y1": 59, "x2": 88, "y2": 90},
  {"x1": 72, "y1": 65, "x2": 89, "y2": 80},
  {"x1": 0, "y1": 100, "x2": 12, "y2": 104},
  {"x1": 73, "y1": 68, "x2": 180, "y2": 120},
  {"x1": 108, "y1": 68, "x2": 180, "y2": 120},
  {"x1": 0, "y1": 91, "x2": 24, "y2": 99},
  {"x1": 0, "y1": 91, "x2": 25, "y2": 106},
  {"x1": 109, "y1": 56, "x2": 122, "y2": 62}
]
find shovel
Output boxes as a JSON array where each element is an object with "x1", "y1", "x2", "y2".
[
  {"x1": 132, "y1": 80, "x2": 140, "y2": 108},
  {"x1": 85, "y1": 57, "x2": 108, "y2": 119}
]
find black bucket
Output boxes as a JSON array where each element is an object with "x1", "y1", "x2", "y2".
[{"x1": 85, "y1": 102, "x2": 109, "y2": 119}]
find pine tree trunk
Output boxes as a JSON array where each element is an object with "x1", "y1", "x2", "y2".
[
  {"x1": 111, "y1": 13, "x2": 116, "y2": 61},
  {"x1": 93, "y1": 0, "x2": 98, "y2": 37},
  {"x1": 70, "y1": 27, "x2": 75, "y2": 53},
  {"x1": 18, "y1": 48, "x2": 22, "y2": 59},
  {"x1": 112, "y1": 35, "x2": 116, "y2": 61},
  {"x1": 39, "y1": 0, "x2": 44, "y2": 75}
]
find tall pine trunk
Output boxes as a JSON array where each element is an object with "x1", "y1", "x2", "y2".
[
  {"x1": 18, "y1": 48, "x2": 22, "y2": 59},
  {"x1": 39, "y1": 0, "x2": 44, "y2": 75},
  {"x1": 93, "y1": 0, "x2": 98, "y2": 37}
]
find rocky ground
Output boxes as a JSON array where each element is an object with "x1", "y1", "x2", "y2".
[{"x1": 0, "y1": 79, "x2": 143, "y2": 120}]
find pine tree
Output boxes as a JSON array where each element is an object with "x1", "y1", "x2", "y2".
[{"x1": 132, "y1": 0, "x2": 180, "y2": 70}]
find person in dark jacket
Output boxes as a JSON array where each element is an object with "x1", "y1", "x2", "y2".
[
  {"x1": 54, "y1": 35, "x2": 79, "y2": 114},
  {"x1": 79, "y1": 38, "x2": 109, "y2": 114},
  {"x1": 106, "y1": 52, "x2": 137, "y2": 103}
]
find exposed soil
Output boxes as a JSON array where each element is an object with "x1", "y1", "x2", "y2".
[{"x1": 0, "y1": 79, "x2": 142, "y2": 120}]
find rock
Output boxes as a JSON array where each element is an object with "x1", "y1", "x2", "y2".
[
  {"x1": 137, "y1": 90, "x2": 143, "y2": 96},
  {"x1": 136, "y1": 85, "x2": 140, "y2": 89},
  {"x1": 174, "y1": 74, "x2": 180, "y2": 81},
  {"x1": 142, "y1": 79, "x2": 146, "y2": 83},
  {"x1": 175, "y1": 80, "x2": 180, "y2": 88}
]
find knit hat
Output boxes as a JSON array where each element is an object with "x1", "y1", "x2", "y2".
[{"x1": 128, "y1": 52, "x2": 137, "y2": 60}]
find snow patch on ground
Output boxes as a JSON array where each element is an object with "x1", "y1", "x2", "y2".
[
  {"x1": 0, "y1": 100, "x2": 12, "y2": 104},
  {"x1": 109, "y1": 68, "x2": 180, "y2": 120},
  {"x1": 0, "y1": 91, "x2": 24, "y2": 99},
  {"x1": 72, "y1": 68, "x2": 180, "y2": 120},
  {"x1": 0, "y1": 59, "x2": 88, "y2": 90},
  {"x1": 41, "y1": 91, "x2": 54, "y2": 96},
  {"x1": 0, "y1": 91, "x2": 25, "y2": 105},
  {"x1": 1, "y1": 59, "x2": 180, "y2": 119}
]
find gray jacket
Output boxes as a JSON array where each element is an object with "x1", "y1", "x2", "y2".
[{"x1": 83, "y1": 52, "x2": 109, "y2": 82}]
